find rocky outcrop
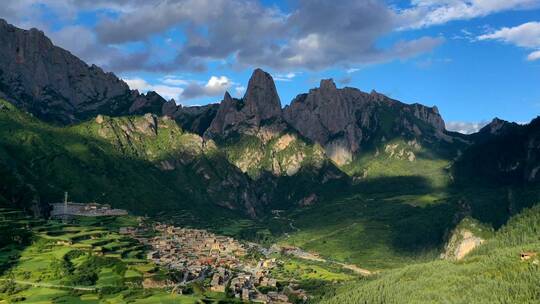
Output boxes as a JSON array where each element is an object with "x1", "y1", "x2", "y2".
[
  {"x1": 205, "y1": 69, "x2": 285, "y2": 140},
  {"x1": 443, "y1": 229, "x2": 485, "y2": 260},
  {"x1": 162, "y1": 101, "x2": 219, "y2": 136},
  {"x1": 283, "y1": 79, "x2": 447, "y2": 165},
  {"x1": 243, "y1": 68, "x2": 283, "y2": 122},
  {"x1": 0, "y1": 19, "x2": 164, "y2": 124},
  {"x1": 92, "y1": 114, "x2": 262, "y2": 218},
  {"x1": 470, "y1": 118, "x2": 519, "y2": 142},
  {"x1": 298, "y1": 193, "x2": 318, "y2": 207},
  {"x1": 129, "y1": 91, "x2": 167, "y2": 115},
  {"x1": 226, "y1": 132, "x2": 327, "y2": 179},
  {"x1": 479, "y1": 118, "x2": 512, "y2": 135}
]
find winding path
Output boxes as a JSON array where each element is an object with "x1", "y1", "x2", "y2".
[{"x1": 0, "y1": 279, "x2": 97, "y2": 291}]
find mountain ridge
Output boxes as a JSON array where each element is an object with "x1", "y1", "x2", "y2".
[
  {"x1": 0, "y1": 19, "x2": 461, "y2": 150},
  {"x1": 2, "y1": 18, "x2": 538, "y2": 223},
  {"x1": 0, "y1": 18, "x2": 164, "y2": 124}
]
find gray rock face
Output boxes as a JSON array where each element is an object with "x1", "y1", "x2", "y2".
[
  {"x1": 129, "y1": 91, "x2": 167, "y2": 116},
  {"x1": 162, "y1": 101, "x2": 219, "y2": 136},
  {"x1": 205, "y1": 69, "x2": 285, "y2": 139},
  {"x1": 243, "y1": 68, "x2": 283, "y2": 122},
  {"x1": 162, "y1": 99, "x2": 179, "y2": 117},
  {"x1": 0, "y1": 19, "x2": 163, "y2": 124},
  {"x1": 283, "y1": 79, "x2": 446, "y2": 164}
]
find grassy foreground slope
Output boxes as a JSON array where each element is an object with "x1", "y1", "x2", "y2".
[{"x1": 319, "y1": 204, "x2": 540, "y2": 304}]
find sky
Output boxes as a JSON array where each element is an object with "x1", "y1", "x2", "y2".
[{"x1": 1, "y1": 0, "x2": 539, "y2": 134}]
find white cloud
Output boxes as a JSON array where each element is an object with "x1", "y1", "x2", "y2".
[
  {"x1": 274, "y1": 72, "x2": 298, "y2": 82},
  {"x1": 446, "y1": 121, "x2": 490, "y2": 134},
  {"x1": 478, "y1": 22, "x2": 540, "y2": 61},
  {"x1": 528, "y1": 50, "x2": 540, "y2": 61},
  {"x1": 346, "y1": 68, "x2": 360, "y2": 74},
  {"x1": 400, "y1": 0, "x2": 540, "y2": 29},
  {"x1": 2, "y1": 0, "x2": 538, "y2": 72},
  {"x1": 451, "y1": 28, "x2": 476, "y2": 41},
  {"x1": 123, "y1": 78, "x2": 148, "y2": 91},
  {"x1": 180, "y1": 76, "x2": 234, "y2": 100},
  {"x1": 124, "y1": 75, "x2": 241, "y2": 101},
  {"x1": 205, "y1": 76, "x2": 232, "y2": 95},
  {"x1": 161, "y1": 75, "x2": 188, "y2": 86},
  {"x1": 123, "y1": 77, "x2": 184, "y2": 101},
  {"x1": 235, "y1": 86, "x2": 246, "y2": 97},
  {"x1": 478, "y1": 22, "x2": 540, "y2": 48}
]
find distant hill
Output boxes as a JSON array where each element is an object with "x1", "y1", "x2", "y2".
[{"x1": 454, "y1": 117, "x2": 540, "y2": 185}]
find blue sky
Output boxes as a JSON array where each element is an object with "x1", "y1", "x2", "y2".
[{"x1": 1, "y1": 0, "x2": 539, "y2": 133}]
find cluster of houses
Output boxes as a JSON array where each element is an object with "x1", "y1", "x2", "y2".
[
  {"x1": 133, "y1": 223, "x2": 302, "y2": 303},
  {"x1": 144, "y1": 224, "x2": 246, "y2": 282},
  {"x1": 50, "y1": 202, "x2": 128, "y2": 218}
]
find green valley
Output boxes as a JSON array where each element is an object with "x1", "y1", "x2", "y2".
[{"x1": 1, "y1": 17, "x2": 540, "y2": 303}]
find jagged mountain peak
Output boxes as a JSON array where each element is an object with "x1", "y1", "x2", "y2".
[
  {"x1": 0, "y1": 17, "x2": 454, "y2": 168},
  {"x1": 478, "y1": 117, "x2": 513, "y2": 136},
  {"x1": 243, "y1": 68, "x2": 282, "y2": 121},
  {"x1": 0, "y1": 19, "x2": 164, "y2": 124},
  {"x1": 319, "y1": 79, "x2": 337, "y2": 92},
  {"x1": 223, "y1": 91, "x2": 233, "y2": 101},
  {"x1": 284, "y1": 80, "x2": 451, "y2": 165},
  {"x1": 205, "y1": 69, "x2": 286, "y2": 139}
]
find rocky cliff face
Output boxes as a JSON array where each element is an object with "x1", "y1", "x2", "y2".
[
  {"x1": 205, "y1": 69, "x2": 286, "y2": 140},
  {"x1": 86, "y1": 113, "x2": 262, "y2": 218},
  {"x1": 0, "y1": 19, "x2": 163, "y2": 124},
  {"x1": 283, "y1": 79, "x2": 448, "y2": 165},
  {"x1": 130, "y1": 91, "x2": 167, "y2": 116},
  {"x1": 162, "y1": 101, "x2": 219, "y2": 136}
]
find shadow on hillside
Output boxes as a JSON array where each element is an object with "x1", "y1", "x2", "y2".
[
  {"x1": 0, "y1": 112, "x2": 249, "y2": 226},
  {"x1": 289, "y1": 173, "x2": 540, "y2": 266},
  {"x1": 352, "y1": 176, "x2": 460, "y2": 253},
  {"x1": 285, "y1": 175, "x2": 460, "y2": 265}
]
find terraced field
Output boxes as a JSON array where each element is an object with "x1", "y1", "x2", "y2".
[{"x1": 0, "y1": 209, "x2": 212, "y2": 303}]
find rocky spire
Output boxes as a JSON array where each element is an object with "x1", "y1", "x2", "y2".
[
  {"x1": 243, "y1": 68, "x2": 282, "y2": 121},
  {"x1": 205, "y1": 69, "x2": 286, "y2": 139},
  {"x1": 319, "y1": 79, "x2": 337, "y2": 92},
  {"x1": 205, "y1": 91, "x2": 246, "y2": 138}
]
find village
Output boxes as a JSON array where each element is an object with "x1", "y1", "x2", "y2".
[
  {"x1": 46, "y1": 193, "x2": 306, "y2": 302},
  {"x1": 121, "y1": 223, "x2": 307, "y2": 303}
]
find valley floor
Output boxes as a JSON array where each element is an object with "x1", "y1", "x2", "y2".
[{"x1": 0, "y1": 208, "x2": 362, "y2": 303}]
